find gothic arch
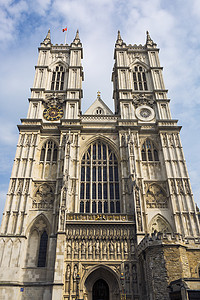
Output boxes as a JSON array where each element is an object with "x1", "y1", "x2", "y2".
[
  {"x1": 128, "y1": 59, "x2": 150, "y2": 71},
  {"x1": 83, "y1": 265, "x2": 121, "y2": 300},
  {"x1": 38, "y1": 137, "x2": 59, "y2": 151},
  {"x1": 79, "y1": 138, "x2": 121, "y2": 214},
  {"x1": 25, "y1": 213, "x2": 51, "y2": 237},
  {"x1": 148, "y1": 214, "x2": 173, "y2": 234},
  {"x1": 48, "y1": 60, "x2": 69, "y2": 72},
  {"x1": 25, "y1": 214, "x2": 50, "y2": 268},
  {"x1": 140, "y1": 138, "x2": 159, "y2": 162},
  {"x1": 79, "y1": 135, "x2": 119, "y2": 161}
]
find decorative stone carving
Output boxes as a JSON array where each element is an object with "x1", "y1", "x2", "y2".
[
  {"x1": 146, "y1": 184, "x2": 168, "y2": 208},
  {"x1": 109, "y1": 240, "x2": 114, "y2": 253},
  {"x1": 44, "y1": 92, "x2": 65, "y2": 106},
  {"x1": 81, "y1": 239, "x2": 86, "y2": 254},
  {"x1": 117, "y1": 241, "x2": 121, "y2": 254},
  {"x1": 65, "y1": 264, "x2": 71, "y2": 280},
  {"x1": 67, "y1": 240, "x2": 72, "y2": 254},
  {"x1": 17, "y1": 180, "x2": 23, "y2": 194},
  {"x1": 88, "y1": 240, "x2": 93, "y2": 254},
  {"x1": 74, "y1": 240, "x2": 79, "y2": 254},
  {"x1": 9, "y1": 179, "x2": 16, "y2": 193},
  {"x1": 132, "y1": 94, "x2": 154, "y2": 108},
  {"x1": 73, "y1": 264, "x2": 78, "y2": 280},
  {"x1": 32, "y1": 183, "x2": 54, "y2": 209},
  {"x1": 149, "y1": 215, "x2": 172, "y2": 234},
  {"x1": 177, "y1": 179, "x2": 184, "y2": 194},
  {"x1": 124, "y1": 240, "x2": 128, "y2": 254},
  {"x1": 184, "y1": 179, "x2": 190, "y2": 194}
]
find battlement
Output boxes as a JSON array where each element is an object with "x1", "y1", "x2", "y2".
[{"x1": 138, "y1": 232, "x2": 200, "y2": 254}]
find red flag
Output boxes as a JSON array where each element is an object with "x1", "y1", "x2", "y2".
[{"x1": 62, "y1": 27, "x2": 67, "y2": 32}]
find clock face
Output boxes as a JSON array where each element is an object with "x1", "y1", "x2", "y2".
[
  {"x1": 140, "y1": 108, "x2": 151, "y2": 118},
  {"x1": 135, "y1": 105, "x2": 155, "y2": 121},
  {"x1": 43, "y1": 105, "x2": 64, "y2": 121}
]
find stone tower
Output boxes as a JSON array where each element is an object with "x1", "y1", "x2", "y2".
[{"x1": 0, "y1": 30, "x2": 199, "y2": 300}]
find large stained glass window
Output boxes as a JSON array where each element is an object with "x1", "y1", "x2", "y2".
[{"x1": 80, "y1": 141, "x2": 120, "y2": 213}]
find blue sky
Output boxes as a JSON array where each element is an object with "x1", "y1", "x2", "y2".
[{"x1": 0, "y1": 0, "x2": 200, "y2": 221}]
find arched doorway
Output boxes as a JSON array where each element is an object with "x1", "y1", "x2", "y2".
[
  {"x1": 84, "y1": 266, "x2": 120, "y2": 300},
  {"x1": 92, "y1": 279, "x2": 109, "y2": 300}
]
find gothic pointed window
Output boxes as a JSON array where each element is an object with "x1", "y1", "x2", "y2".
[
  {"x1": 40, "y1": 141, "x2": 58, "y2": 163},
  {"x1": 51, "y1": 65, "x2": 66, "y2": 91},
  {"x1": 133, "y1": 65, "x2": 148, "y2": 91},
  {"x1": 141, "y1": 139, "x2": 159, "y2": 162},
  {"x1": 37, "y1": 230, "x2": 48, "y2": 267},
  {"x1": 80, "y1": 141, "x2": 121, "y2": 213},
  {"x1": 40, "y1": 140, "x2": 58, "y2": 179}
]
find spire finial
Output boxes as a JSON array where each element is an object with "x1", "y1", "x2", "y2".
[
  {"x1": 116, "y1": 30, "x2": 124, "y2": 46},
  {"x1": 73, "y1": 29, "x2": 80, "y2": 44},
  {"x1": 97, "y1": 91, "x2": 101, "y2": 98},
  {"x1": 146, "y1": 30, "x2": 156, "y2": 48},
  {"x1": 43, "y1": 29, "x2": 51, "y2": 44},
  {"x1": 117, "y1": 30, "x2": 122, "y2": 40}
]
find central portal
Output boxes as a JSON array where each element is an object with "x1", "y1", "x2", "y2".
[{"x1": 92, "y1": 279, "x2": 109, "y2": 300}]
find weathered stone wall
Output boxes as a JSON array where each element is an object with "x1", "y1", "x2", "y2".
[
  {"x1": 139, "y1": 245, "x2": 170, "y2": 300},
  {"x1": 138, "y1": 233, "x2": 200, "y2": 300}
]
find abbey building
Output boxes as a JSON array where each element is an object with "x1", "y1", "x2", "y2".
[{"x1": 0, "y1": 30, "x2": 200, "y2": 300}]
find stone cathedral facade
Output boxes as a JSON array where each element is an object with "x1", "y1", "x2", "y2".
[{"x1": 0, "y1": 30, "x2": 200, "y2": 300}]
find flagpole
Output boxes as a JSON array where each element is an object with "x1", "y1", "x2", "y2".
[{"x1": 64, "y1": 31, "x2": 67, "y2": 44}]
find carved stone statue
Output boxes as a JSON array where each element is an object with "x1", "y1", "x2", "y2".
[
  {"x1": 96, "y1": 239, "x2": 100, "y2": 254},
  {"x1": 73, "y1": 265, "x2": 78, "y2": 280},
  {"x1": 103, "y1": 242, "x2": 107, "y2": 255},
  {"x1": 66, "y1": 264, "x2": 71, "y2": 280},
  {"x1": 109, "y1": 240, "x2": 114, "y2": 253},
  {"x1": 124, "y1": 240, "x2": 128, "y2": 254},
  {"x1": 117, "y1": 241, "x2": 121, "y2": 254},
  {"x1": 88, "y1": 240, "x2": 93, "y2": 254},
  {"x1": 74, "y1": 240, "x2": 79, "y2": 254}
]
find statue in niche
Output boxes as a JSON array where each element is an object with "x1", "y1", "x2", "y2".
[
  {"x1": 130, "y1": 240, "x2": 135, "y2": 255},
  {"x1": 103, "y1": 241, "x2": 107, "y2": 254},
  {"x1": 117, "y1": 241, "x2": 121, "y2": 254},
  {"x1": 65, "y1": 264, "x2": 71, "y2": 281},
  {"x1": 88, "y1": 240, "x2": 93, "y2": 254},
  {"x1": 124, "y1": 240, "x2": 128, "y2": 254},
  {"x1": 109, "y1": 240, "x2": 114, "y2": 253},
  {"x1": 73, "y1": 265, "x2": 78, "y2": 281},
  {"x1": 74, "y1": 240, "x2": 79, "y2": 254}
]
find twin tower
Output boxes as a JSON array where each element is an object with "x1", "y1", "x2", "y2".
[{"x1": 0, "y1": 30, "x2": 200, "y2": 300}]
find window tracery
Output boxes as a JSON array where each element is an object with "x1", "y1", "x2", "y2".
[
  {"x1": 141, "y1": 139, "x2": 159, "y2": 162},
  {"x1": 133, "y1": 65, "x2": 148, "y2": 91},
  {"x1": 146, "y1": 184, "x2": 168, "y2": 208},
  {"x1": 40, "y1": 140, "x2": 58, "y2": 163},
  {"x1": 80, "y1": 141, "x2": 120, "y2": 213},
  {"x1": 51, "y1": 65, "x2": 66, "y2": 91}
]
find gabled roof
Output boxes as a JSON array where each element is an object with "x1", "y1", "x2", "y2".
[{"x1": 84, "y1": 93, "x2": 113, "y2": 115}]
